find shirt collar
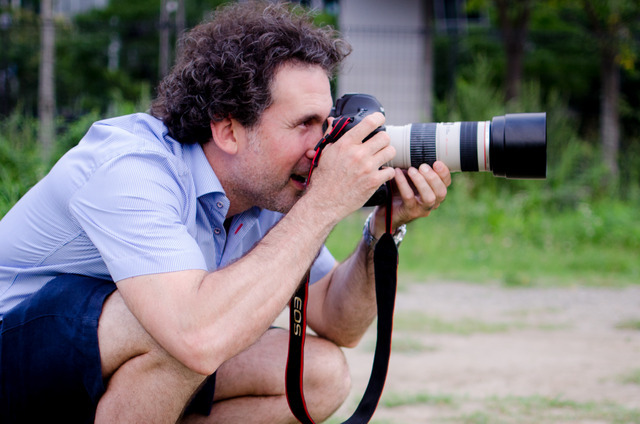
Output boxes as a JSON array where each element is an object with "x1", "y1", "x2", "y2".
[
  {"x1": 183, "y1": 143, "x2": 225, "y2": 199},
  {"x1": 182, "y1": 141, "x2": 263, "y2": 221}
]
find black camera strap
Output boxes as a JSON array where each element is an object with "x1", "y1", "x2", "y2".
[
  {"x1": 286, "y1": 118, "x2": 399, "y2": 424},
  {"x1": 285, "y1": 231, "x2": 398, "y2": 424}
]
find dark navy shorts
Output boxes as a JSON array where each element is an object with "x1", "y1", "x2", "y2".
[{"x1": 0, "y1": 274, "x2": 217, "y2": 423}]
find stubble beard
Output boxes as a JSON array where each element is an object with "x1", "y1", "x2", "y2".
[{"x1": 227, "y1": 129, "x2": 307, "y2": 214}]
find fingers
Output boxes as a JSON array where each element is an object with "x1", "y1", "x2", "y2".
[
  {"x1": 322, "y1": 111, "x2": 395, "y2": 178},
  {"x1": 324, "y1": 117, "x2": 335, "y2": 136},
  {"x1": 392, "y1": 168, "x2": 415, "y2": 205},
  {"x1": 347, "y1": 113, "x2": 396, "y2": 171},
  {"x1": 432, "y1": 161, "x2": 452, "y2": 187},
  {"x1": 307, "y1": 112, "x2": 395, "y2": 213},
  {"x1": 341, "y1": 112, "x2": 385, "y2": 145},
  {"x1": 412, "y1": 163, "x2": 449, "y2": 208},
  {"x1": 389, "y1": 161, "x2": 451, "y2": 227}
]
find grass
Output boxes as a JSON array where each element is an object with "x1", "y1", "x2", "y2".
[
  {"x1": 364, "y1": 334, "x2": 439, "y2": 354},
  {"x1": 382, "y1": 335, "x2": 437, "y2": 354},
  {"x1": 616, "y1": 319, "x2": 640, "y2": 331},
  {"x1": 381, "y1": 391, "x2": 456, "y2": 408},
  {"x1": 325, "y1": 173, "x2": 640, "y2": 288},
  {"x1": 480, "y1": 395, "x2": 640, "y2": 424},
  {"x1": 328, "y1": 392, "x2": 640, "y2": 424},
  {"x1": 392, "y1": 311, "x2": 515, "y2": 335},
  {"x1": 619, "y1": 368, "x2": 640, "y2": 386}
]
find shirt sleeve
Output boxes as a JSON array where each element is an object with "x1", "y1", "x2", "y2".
[{"x1": 69, "y1": 151, "x2": 208, "y2": 282}]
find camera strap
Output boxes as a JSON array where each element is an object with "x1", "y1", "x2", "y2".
[
  {"x1": 286, "y1": 133, "x2": 398, "y2": 424},
  {"x1": 306, "y1": 115, "x2": 354, "y2": 183},
  {"x1": 285, "y1": 232, "x2": 397, "y2": 424}
]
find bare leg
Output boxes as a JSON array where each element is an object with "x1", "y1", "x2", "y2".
[
  {"x1": 95, "y1": 291, "x2": 208, "y2": 424},
  {"x1": 94, "y1": 293, "x2": 349, "y2": 424},
  {"x1": 182, "y1": 328, "x2": 351, "y2": 424}
]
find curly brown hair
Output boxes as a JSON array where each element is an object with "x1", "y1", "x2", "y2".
[{"x1": 150, "y1": 1, "x2": 351, "y2": 145}]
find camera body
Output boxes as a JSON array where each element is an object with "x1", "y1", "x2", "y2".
[{"x1": 325, "y1": 94, "x2": 384, "y2": 147}]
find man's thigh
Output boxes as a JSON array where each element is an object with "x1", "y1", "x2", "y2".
[
  {"x1": 0, "y1": 275, "x2": 116, "y2": 424},
  {"x1": 213, "y1": 327, "x2": 291, "y2": 400},
  {"x1": 213, "y1": 327, "x2": 350, "y2": 402}
]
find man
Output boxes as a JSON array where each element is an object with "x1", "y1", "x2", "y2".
[{"x1": 0, "y1": 2, "x2": 450, "y2": 423}]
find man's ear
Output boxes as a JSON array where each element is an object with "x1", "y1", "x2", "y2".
[{"x1": 209, "y1": 117, "x2": 241, "y2": 155}]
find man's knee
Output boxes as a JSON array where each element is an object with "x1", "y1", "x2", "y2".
[
  {"x1": 98, "y1": 290, "x2": 159, "y2": 378},
  {"x1": 98, "y1": 290, "x2": 204, "y2": 382},
  {"x1": 303, "y1": 336, "x2": 352, "y2": 415},
  {"x1": 96, "y1": 291, "x2": 208, "y2": 423}
]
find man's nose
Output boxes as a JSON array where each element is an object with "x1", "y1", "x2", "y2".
[{"x1": 305, "y1": 125, "x2": 326, "y2": 160}]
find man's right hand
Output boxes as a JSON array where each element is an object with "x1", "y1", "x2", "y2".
[{"x1": 303, "y1": 112, "x2": 396, "y2": 221}]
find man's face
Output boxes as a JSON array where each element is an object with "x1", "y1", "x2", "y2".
[{"x1": 225, "y1": 63, "x2": 333, "y2": 213}]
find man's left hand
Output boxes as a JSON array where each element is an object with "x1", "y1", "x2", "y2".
[{"x1": 370, "y1": 160, "x2": 451, "y2": 235}]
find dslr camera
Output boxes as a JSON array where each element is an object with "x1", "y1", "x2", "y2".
[{"x1": 329, "y1": 93, "x2": 547, "y2": 180}]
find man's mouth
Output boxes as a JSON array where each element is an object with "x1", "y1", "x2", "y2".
[{"x1": 290, "y1": 173, "x2": 308, "y2": 187}]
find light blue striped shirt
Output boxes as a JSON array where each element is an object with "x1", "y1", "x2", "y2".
[{"x1": 0, "y1": 113, "x2": 335, "y2": 317}]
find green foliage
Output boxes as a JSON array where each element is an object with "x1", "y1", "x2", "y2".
[
  {"x1": 0, "y1": 113, "x2": 42, "y2": 215},
  {"x1": 0, "y1": 7, "x2": 41, "y2": 115},
  {"x1": 1, "y1": 1, "x2": 231, "y2": 119},
  {"x1": 437, "y1": 55, "x2": 640, "y2": 205}
]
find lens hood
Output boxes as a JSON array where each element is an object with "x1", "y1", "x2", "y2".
[{"x1": 491, "y1": 113, "x2": 547, "y2": 179}]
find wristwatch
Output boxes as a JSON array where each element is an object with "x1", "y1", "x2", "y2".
[{"x1": 363, "y1": 212, "x2": 407, "y2": 249}]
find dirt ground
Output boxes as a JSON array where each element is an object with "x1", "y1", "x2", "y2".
[{"x1": 296, "y1": 281, "x2": 640, "y2": 423}]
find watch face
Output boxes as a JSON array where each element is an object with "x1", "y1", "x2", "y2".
[
  {"x1": 363, "y1": 213, "x2": 376, "y2": 248},
  {"x1": 393, "y1": 225, "x2": 407, "y2": 247}
]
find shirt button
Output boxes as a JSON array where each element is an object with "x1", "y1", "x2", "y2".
[
  {"x1": 216, "y1": 201, "x2": 224, "y2": 209},
  {"x1": 214, "y1": 228, "x2": 222, "y2": 235}
]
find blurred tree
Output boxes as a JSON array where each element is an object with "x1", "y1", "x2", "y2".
[
  {"x1": 467, "y1": 0, "x2": 639, "y2": 184},
  {"x1": 61, "y1": 0, "x2": 228, "y2": 115},
  {"x1": 159, "y1": 0, "x2": 170, "y2": 78},
  {"x1": 0, "y1": 7, "x2": 40, "y2": 116},
  {"x1": 579, "y1": 0, "x2": 640, "y2": 183},
  {"x1": 466, "y1": 0, "x2": 533, "y2": 103},
  {"x1": 38, "y1": 0, "x2": 54, "y2": 165},
  {"x1": 494, "y1": 0, "x2": 532, "y2": 102},
  {"x1": 423, "y1": 0, "x2": 435, "y2": 121}
]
